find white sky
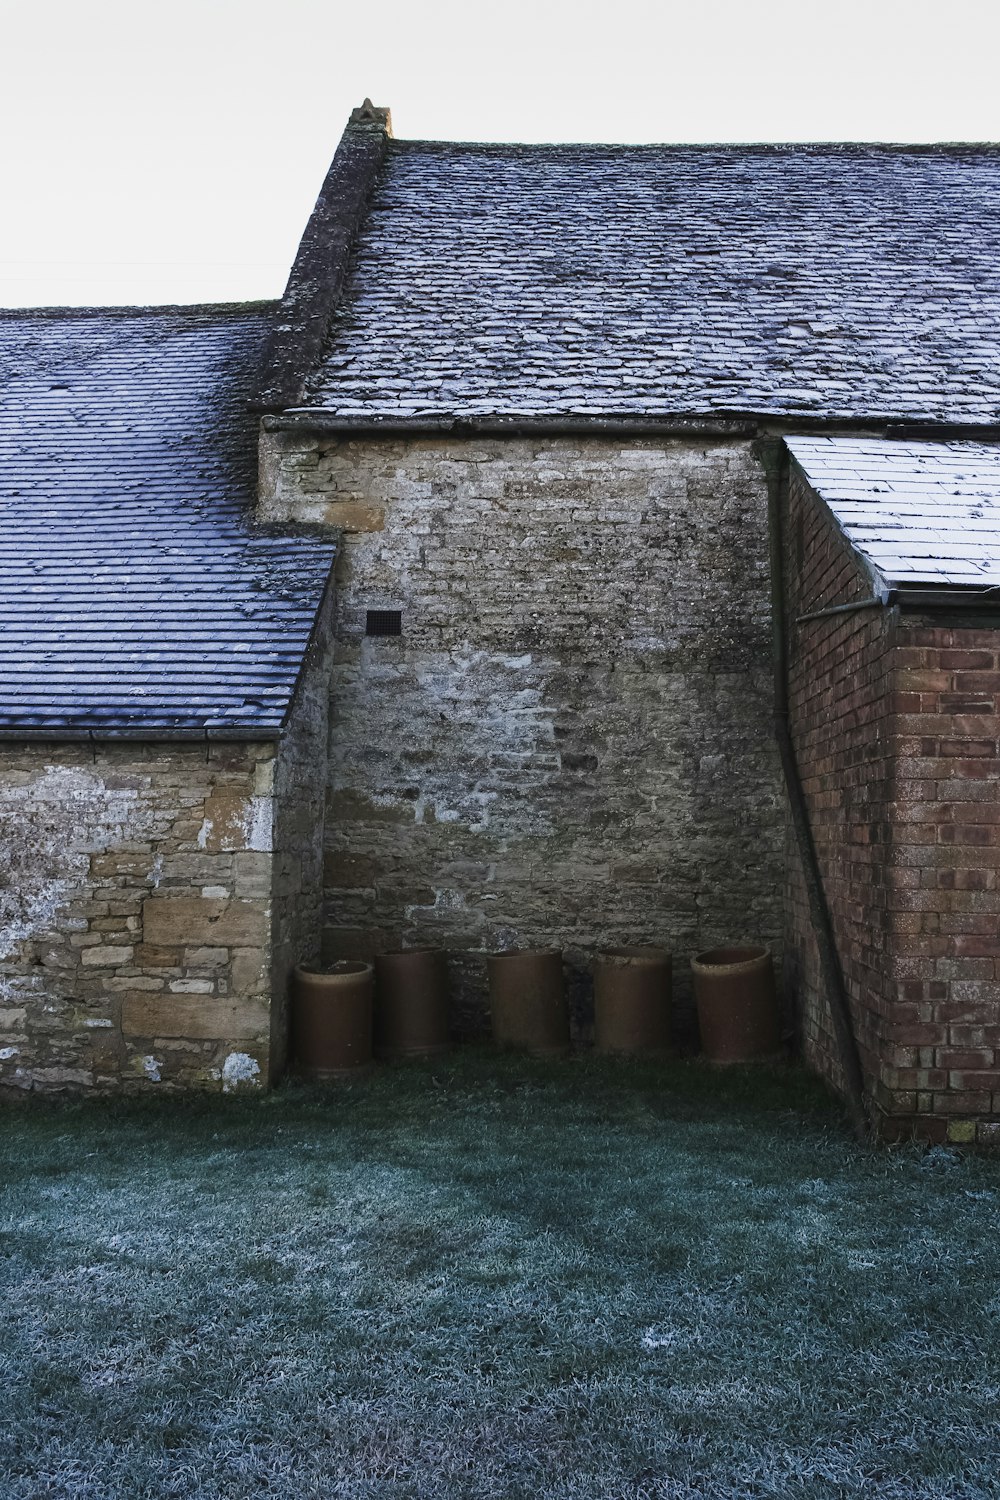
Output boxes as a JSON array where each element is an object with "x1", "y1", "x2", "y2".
[{"x1": 2, "y1": 0, "x2": 998, "y2": 308}]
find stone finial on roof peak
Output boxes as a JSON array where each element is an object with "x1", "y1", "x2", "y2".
[{"x1": 349, "y1": 99, "x2": 393, "y2": 135}]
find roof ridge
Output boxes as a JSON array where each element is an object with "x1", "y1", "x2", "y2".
[{"x1": 388, "y1": 138, "x2": 1000, "y2": 154}]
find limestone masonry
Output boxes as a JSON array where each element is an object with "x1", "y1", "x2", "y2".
[
  {"x1": 0, "y1": 740, "x2": 276, "y2": 1090},
  {"x1": 0, "y1": 594, "x2": 330, "y2": 1093},
  {"x1": 260, "y1": 431, "x2": 783, "y2": 1035},
  {"x1": 5, "y1": 101, "x2": 1000, "y2": 1140}
]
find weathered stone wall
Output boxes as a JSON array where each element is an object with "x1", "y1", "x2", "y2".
[
  {"x1": 260, "y1": 432, "x2": 784, "y2": 1037},
  {"x1": 269, "y1": 586, "x2": 335, "y2": 1077},
  {"x1": 0, "y1": 740, "x2": 277, "y2": 1092}
]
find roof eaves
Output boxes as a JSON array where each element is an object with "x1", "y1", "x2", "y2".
[
  {"x1": 0, "y1": 724, "x2": 284, "y2": 743},
  {"x1": 272, "y1": 409, "x2": 1000, "y2": 442},
  {"x1": 0, "y1": 301, "x2": 279, "y2": 321},
  {"x1": 887, "y1": 583, "x2": 1000, "y2": 613}
]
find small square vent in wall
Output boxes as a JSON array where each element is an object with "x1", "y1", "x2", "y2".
[{"x1": 365, "y1": 609, "x2": 402, "y2": 637}]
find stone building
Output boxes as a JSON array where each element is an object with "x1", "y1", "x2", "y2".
[
  {"x1": 0, "y1": 307, "x2": 335, "y2": 1089},
  {"x1": 3, "y1": 101, "x2": 1000, "y2": 1140}
]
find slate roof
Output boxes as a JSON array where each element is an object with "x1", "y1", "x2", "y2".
[
  {"x1": 0, "y1": 305, "x2": 335, "y2": 738},
  {"x1": 305, "y1": 141, "x2": 1000, "y2": 425},
  {"x1": 787, "y1": 436, "x2": 1000, "y2": 590}
]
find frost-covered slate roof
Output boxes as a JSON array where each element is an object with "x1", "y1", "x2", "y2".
[
  {"x1": 0, "y1": 305, "x2": 335, "y2": 737},
  {"x1": 787, "y1": 436, "x2": 1000, "y2": 589},
  {"x1": 307, "y1": 141, "x2": 1000, "y2": 424}
]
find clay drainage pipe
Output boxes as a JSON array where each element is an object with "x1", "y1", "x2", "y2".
[
  {"x1": 291, "y1": 961, "x2": 374, "y2": 1079},
  {"x1": 487, "y1": 949, "x2": 569, "y2": 1056},
  {"x1": 691, "y1": 946, "x2": 781, "y2": 1065},
  {"x1": 594, "y1": 948, "x2": 673, "y2": 1056},
  {"x1": 374, "y1": 949, "x2": 450, "y2": 1058}
]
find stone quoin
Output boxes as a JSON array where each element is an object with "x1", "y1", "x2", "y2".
[{"x1": 3, "y1": 100, "x2": 1000, "y2": 1141}]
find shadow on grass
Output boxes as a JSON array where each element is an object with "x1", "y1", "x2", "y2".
[{"x1": 0, "y1": 1046, "x2": 848, "y2": 1144}]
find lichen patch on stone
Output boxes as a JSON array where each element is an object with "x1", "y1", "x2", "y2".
[{"x1": 221, "y1": 1052, "x2": 262, "y2": 1092}]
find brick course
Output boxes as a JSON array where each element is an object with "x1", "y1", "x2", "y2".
[
  {"x1": 884, "y1": 622, "x2": 1000, "y2": 1139},
  {"x1": 783, "y1": 467, "x2": 893, "y2": 1106},
  {"x1": 786, "y1": 462, "x2": 1000, "y2": 1141}
]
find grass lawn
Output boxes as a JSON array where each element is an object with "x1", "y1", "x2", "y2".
[{"x1": 2, "y1": 1054, "x2": 1000, "y2": 1499}]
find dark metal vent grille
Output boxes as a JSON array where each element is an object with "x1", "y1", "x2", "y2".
[{"x1": 366, "y1": 609, "x2": 402, "y2": 637}]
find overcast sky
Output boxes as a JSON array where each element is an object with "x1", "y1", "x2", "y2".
[{"x1": 3, "y1": 0, "x2": 998, "y2": 308}]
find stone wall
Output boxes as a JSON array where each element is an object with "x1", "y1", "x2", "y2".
[
  {"x1": 0, "y1": 740, "x2": 279, "y2": 1091},
  {"x1": 269, "y1": 585, "x2": 335, "y2": 1078},
  {"x1": 259, "y1": 431, "x2": 784, "y2": 1038}
]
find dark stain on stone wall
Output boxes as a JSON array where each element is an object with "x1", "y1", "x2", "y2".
[{"x1": 261, "y1": 433, "x2": 785, "y2": 1043}]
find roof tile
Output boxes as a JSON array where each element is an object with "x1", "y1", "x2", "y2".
[
  {"x1": 787, "y1": 436, "x2": 1000, "y2": 590},
  {"x1": 0, "y1": 306, "x2": 335, "y2": 737},
  {"x1": 307, "y1": 141, "x2": 1000, "y2": 423}
]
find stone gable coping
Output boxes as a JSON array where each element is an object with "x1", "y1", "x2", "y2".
[{"x1": 251, "y1": 101, "x2": 393, "y2": 413}]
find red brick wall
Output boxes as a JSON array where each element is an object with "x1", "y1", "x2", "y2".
[
  {"x1": 784, "y1": 467, "x2": 894, "y2": 1114},
  {"x1": 787, "y1": 461, "x2": 1000, "y2": 1143},
  {"x1": 887, "y1": 622, "x2": 1000, "y2": 1144}
]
